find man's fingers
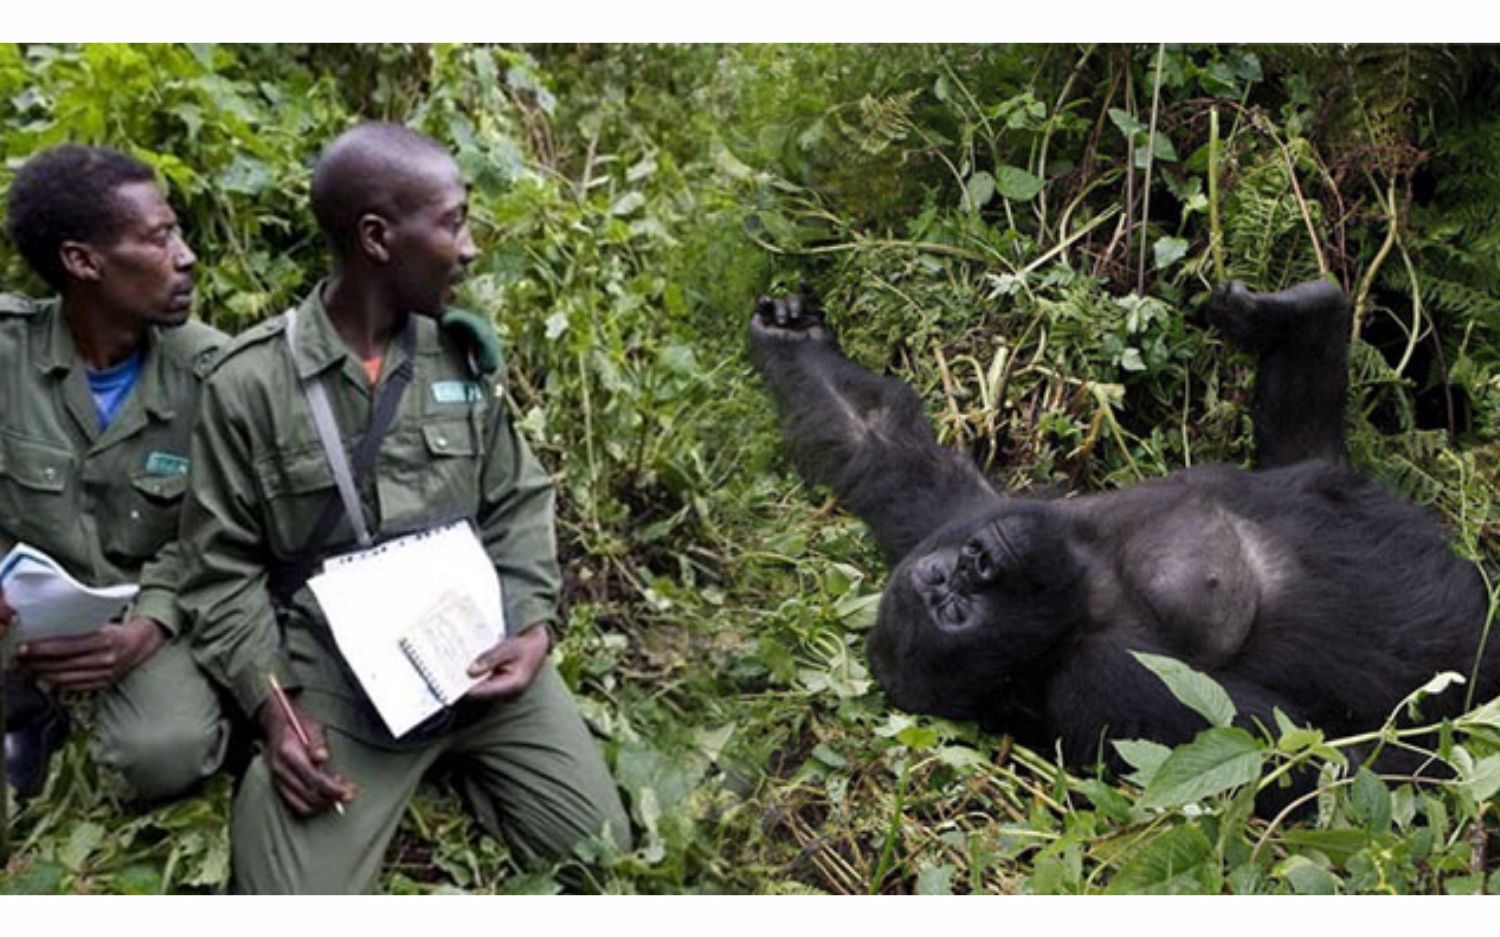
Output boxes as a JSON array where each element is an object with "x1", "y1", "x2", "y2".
[
  {"x1": 269, "y1": 758, "x2": 319, "y2": 814},
  {"x1": 18, "y1": 632, "x2": 110, "y2": 659},
  {"x1": 24, "y1": 647, "x2": 117, "y2": 672},
  {"x1": 301, "y1": 714, "x2": 332, "y2": 763},
  {"x1": 467, "y1": 668, "x2": 525, "y2": 701},
  {"x1": 272, "y1": 741, "x2": 353, "y2": 813},
  {"x1": 39, "y1": 669, "x2": 116, "y2": 692},
  {"x1": 468, "y1": 640, "x2": 518, "y2": 676}
]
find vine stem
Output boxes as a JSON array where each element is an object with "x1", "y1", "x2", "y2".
[
  {"x1": 1208, "y1": 107, "x2": 1225, "y2": 282},
  {"x1": 1137, "y1": 43, "x2": 1166, "y2": 294}
]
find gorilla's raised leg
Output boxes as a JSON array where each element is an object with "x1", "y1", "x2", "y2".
[
  {"x1": 749, "y1": 291, "x2": 1000, "y2": 562},
  {"x1": 1204, "y1": 280, "x2": 1351, "y2": 470}
]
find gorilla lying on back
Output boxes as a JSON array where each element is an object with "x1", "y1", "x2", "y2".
[{"x1": 750, "y1": 280, "x2": 1497, "y2": 774}]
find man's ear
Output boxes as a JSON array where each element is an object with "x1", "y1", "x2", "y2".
[
  {"x1": 356, "y1": 212, "x2": 391, "y2": 264},
  {"x1": 59, "y1": 240, "x2": 103, "y2": 283}
]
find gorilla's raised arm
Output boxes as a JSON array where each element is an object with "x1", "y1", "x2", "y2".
[{"x1": 749, "y1": 290, "x2": 1001, "y2": 563}]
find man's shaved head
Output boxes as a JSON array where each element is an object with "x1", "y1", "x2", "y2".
[{"x1": 310, "y1": 122, "x2": 456, "y2": 256}]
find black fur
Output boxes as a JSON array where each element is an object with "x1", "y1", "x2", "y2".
[{"x1": 750, "y1": 282, "x2": 1497, "y2": 781}]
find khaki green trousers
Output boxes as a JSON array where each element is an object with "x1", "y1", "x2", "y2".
[
  {"x1": 5, "y1": 638, "x2": 229, "y2": 802},
  {"x1": 231, "y1": 662, "x2": 631, "y2": 894},
  {"x1": 95, "y1": 638, "x2": 230, "y2": 801}
]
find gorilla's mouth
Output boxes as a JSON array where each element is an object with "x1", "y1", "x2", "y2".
[{"x1": 907, "y1": 552, "x2": 981, "y2": 632}]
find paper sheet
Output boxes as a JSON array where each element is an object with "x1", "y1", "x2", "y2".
[
  {"x1": 308, "y1": 521, "x2": 505, "y2": 737},
  {"x1": 0, "y1": 542, "x2": 138, "y2": 644}
]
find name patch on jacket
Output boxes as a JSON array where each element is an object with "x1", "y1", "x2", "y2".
[
  {"x1": 431, "y1": 380, "x2": 483, "y2": 404},
  {"x1": 144, "y1": 451, "x2": 190, "y2": 476}
]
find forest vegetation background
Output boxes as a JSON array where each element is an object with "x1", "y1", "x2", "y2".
[{"x1": 0, "y1": 43, "x2": 1497, "y2": 895}]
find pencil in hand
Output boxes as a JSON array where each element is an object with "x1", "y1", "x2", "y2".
[{"x1": 267, "y1": 673, "x2": 347, "y2": 817}]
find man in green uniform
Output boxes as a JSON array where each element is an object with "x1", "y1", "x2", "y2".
[
  {"x1": 0, "y1": 144, "x2": 230, "y2": 802},
  {"x1": 178, "y1": 122, "x2": 629, "y2": 893}
]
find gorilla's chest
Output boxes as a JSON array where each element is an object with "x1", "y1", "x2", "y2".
[{"x1": 1112, "y1": 497, "x2": 1285, "y2": 665}]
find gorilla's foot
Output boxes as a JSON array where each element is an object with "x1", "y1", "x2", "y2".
[{"x1": 1204, "y1": 279, "x2": 1348, "y2": 352}]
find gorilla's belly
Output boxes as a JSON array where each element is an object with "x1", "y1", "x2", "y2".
[{"x1": 1119, "y1": 499, "x2": 1280, "y2": 665}]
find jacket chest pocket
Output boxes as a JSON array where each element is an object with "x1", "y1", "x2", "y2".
[
  {"x1": 254, "y1": 447, "x2": 339, "y2": 559},
  {"x1": 101, "y1": 471, "x2": 188, "y2": 562},
  {"x1": 0, "y1": 431, "x2": 76, "y2": 546},
  {"x1": 376, "y1": 419, "x2": 480, "y2": 531}
]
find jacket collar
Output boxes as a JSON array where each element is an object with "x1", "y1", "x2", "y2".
[
  {"x1": 287, "y1": 281, "x2": 431, "y2": 385},
  {"x1": 36, "y1": 298, "x2": 174, "y2": 422}
]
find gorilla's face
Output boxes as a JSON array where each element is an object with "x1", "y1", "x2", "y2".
[{"x1": 866, "y1": 502, "x2": 1086, "y2": 722}]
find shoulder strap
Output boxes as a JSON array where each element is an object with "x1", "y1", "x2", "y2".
[
  {"x1": 272, "y1": 309, "x2": 419, "y2": 601},
  {"x1": 287, "y1": 306, "x2": 372, "y2": 548}
]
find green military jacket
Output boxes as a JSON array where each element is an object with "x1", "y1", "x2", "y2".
[
  {"x1": 0, "y1": 293, "x2": 225, "y2": 634},
  {"x1": 178, "y1": 286, "x2": 560, "y2": 748}
]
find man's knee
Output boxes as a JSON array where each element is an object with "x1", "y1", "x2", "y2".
[{"x1": 97, "y1": 712, "x2": 228, "y2": 802}]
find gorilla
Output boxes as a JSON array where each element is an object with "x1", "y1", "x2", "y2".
[{"x1": 749, "y1": 280, "x2": 1497, "y2": 777}]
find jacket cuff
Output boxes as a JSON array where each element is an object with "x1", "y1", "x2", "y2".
[
  {"x1": 230, "y1": 658, "x2": 300, "y2": 721},
  {"x1": 512, "y1": 599, "x2": 559, "y2": 639},
  {"x1": 129, "y1": 586, "x2": 182, "y2": 638}
]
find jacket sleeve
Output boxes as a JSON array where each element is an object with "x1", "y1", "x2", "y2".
[
  {"x1": 128, "y1": 325, "x2": 228, "y2": 637},
  {"x1": 477, "y1": 386, "x2": 562, "y2": 637},
  {"x1": 128, "y1": 540, "x2": 186, "y2": 635},
  {"x1": 177, "y1": 376, "x2": 295, "y2": 718}
]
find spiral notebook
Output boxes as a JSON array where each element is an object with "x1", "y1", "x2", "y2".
[
  {"x1": 397, "y1": 592, "x2": 492, "y2": 707},
  {"x1": 307, "y1": 521, "x2": 506, "y2": 737}
]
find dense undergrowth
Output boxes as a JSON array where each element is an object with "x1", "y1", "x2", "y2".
[{"x1": 0, "y1": 43, "x2": 1497, "y2": 895}]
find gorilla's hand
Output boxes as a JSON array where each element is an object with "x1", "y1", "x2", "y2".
[{"x1": 750, "y1": 284, "x2": 836, "y2": 345}]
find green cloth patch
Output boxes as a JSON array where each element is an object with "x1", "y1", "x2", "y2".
[
  {"x1": 431, "y1": 380, "x2": 483, "y2": 404},
  {"x1": 144, "y1": 451, "x2": 190, "y2": 476}
]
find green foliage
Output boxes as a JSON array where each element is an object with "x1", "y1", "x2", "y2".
[{"x1": 3, "y1": 42, "x2": 1498, "y2": 895}]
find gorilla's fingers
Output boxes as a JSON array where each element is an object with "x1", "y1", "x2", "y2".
[{"x1": 755, "y1": 295, "x2": 776, "y2": 323}]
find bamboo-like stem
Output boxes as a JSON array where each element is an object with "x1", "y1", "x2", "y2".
[
  {"x1": 1208, "y1": 107, "x2": 1226, "y2": 282},
  {"x1": 1137, "y1": 43, "x2": 1166, "y2": 293}
]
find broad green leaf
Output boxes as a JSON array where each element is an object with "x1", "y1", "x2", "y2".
[
  {"x1": 60, "y1": 821, "x2": 105, "y2": 872},
  {"x1": 1108, "y1": 107, "x2": 1146, "y2": 138},
  {"x1": 993, "y1": 165, "x2": 1044, "y2": 202},
  {"x1": 1153, "y1": 236, "x2": 1189, "y2": 270},
  {"x1": 896, "y1": 725, "x2": 940, "y2": 750},
  {"x1": 1274, "y1": 708, "x2": 1324, "y2": 753},
  {"x1": 1119, "y1": 347, "x2": 1146, "y2": 372},
  {"x1": 694, "y1": 724, "x2": 736, "y2": 764},
  {"x1": 1139, "y1": 727, "x2": 1263, "y2": 809},
  {"x1": 0, "y1": 860, "x2": 65, "y2": 894},
  {"x1": 1456, "y1": 695, "x2": 1500, "y2": 732},
  {"x1": 935, "y1": 744, "x2": 989, "y2": 771},
  {"x1": 1443, "y1": 874, "x2": 1487, "y2": 896},
  {"x1": 1150, "y1": 132, "x2": 1178, "y2": 162},
  {"x1": 1279, "y1": 828, "x2": 1371, "y2": 864},
  {"x1": 610, "y1": 191, "x2": 646, "y2": 216},
  {"x1": 1459, "y1": 753, "x2": 1500, "y2": 802},
  {"x1": 501, "y1": 871, "x2": 563, "y2": 895},
  {"x1": 218, "y1": 155, "x2": 273, "y2": 196},
  {"x1": 1076, "y1": 778, "x2": 1134, "y2": 822},
  {"x1": 1349, "y1": 767, "x2": 1392, "y2": 832},
  {"x1": 1276, "y1": 856, "x2": 1340, "y2": 895},
  {"x1": 963, "y1": 171, "x2": 995, "y2": 211},
  {"x1": 916, "y1": 863, "x2": 957, "y2": 895},
  {"x1": 833, "y1": 591, "x2": 881, "y2": 629},
  {"x1": 1113, "y1": 738, "x2": 1172, "y2": 788},
  {"x1": 1105, "y1": 823, "x2": 1215, "y2": 894},
  {"x1": 1131, "y1": 651, "x2": 1237, "y2": 727}
]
